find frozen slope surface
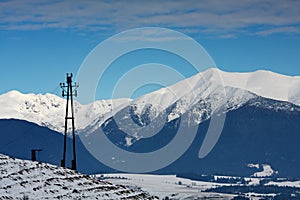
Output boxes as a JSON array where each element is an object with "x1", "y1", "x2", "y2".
[{"x1": 0, "y1": 154, "x2": 154, "y2": 199}]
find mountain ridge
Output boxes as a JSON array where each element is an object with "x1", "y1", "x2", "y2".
[{"x1": 0, "y1": 68, "x2": 299, "y2": 134}]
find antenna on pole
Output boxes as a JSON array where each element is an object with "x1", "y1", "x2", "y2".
[{"x1": 60, "y1": 73, "x2": 79, "y2": 170}]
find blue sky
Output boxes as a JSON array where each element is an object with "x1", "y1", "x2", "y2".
[{"x1": 0, "y1": 0, "x2": 299, "y2": 102}]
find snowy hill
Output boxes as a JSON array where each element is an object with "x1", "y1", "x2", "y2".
[{"x1": 0, "y1": 154, "x2": 154, "y2": 199}]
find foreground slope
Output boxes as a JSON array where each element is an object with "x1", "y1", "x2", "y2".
[{"x1": 0, "y1": 154, "x2": 155, "y2": 199}]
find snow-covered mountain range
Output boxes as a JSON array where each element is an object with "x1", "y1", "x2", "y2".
[
  {"x1": 0, "y1": 68, "x2": 299, "y2": 135},
  {"x1": 96, "y1": 68, "x2": 300, "y2": 133},
  {"x1": 1, "y1": 68, "x2": 300, "y2": 178},
  {"x1": 0, "y1": 90, "x2": 129, "y2": 133}
]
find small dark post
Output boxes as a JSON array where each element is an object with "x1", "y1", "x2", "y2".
[
  {"x1": 31, "y1": 149, "x2": 42, "y2": 161},
  {"x1": 60, "y1": 73, "x2": 79, "y2": 170}
]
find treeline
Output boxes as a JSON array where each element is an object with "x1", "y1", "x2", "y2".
[
  {"x1": 205, "y1": 185, "x2": 300, "y2": 199},
  {"x1": 176, "y1": 173, "x2": 248, "y2": 184}
]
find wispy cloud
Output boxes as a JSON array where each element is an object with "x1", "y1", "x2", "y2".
[
  {"x1": 0, "y1": 0, "x2": 300, "y2": 37},
  {"x1": 110, "y1": 28, "x2": 191, "y2": 42},
  {"x1": 255, "y1": 26, "x2": 300, "y2": 36}
]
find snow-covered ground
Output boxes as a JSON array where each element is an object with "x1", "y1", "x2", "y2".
[
  {"x1": 266, "y1": 180, "x2": 300, "y2": 188},
  {"x1": 244, "y1": 192, "x2": 276, "y2": 199},
  {"x1": 2, "y1": 153, "x2": 300, "y2": 199},
  {"x1": 100, "y1": 173, "x2": 300, "y2": 199},
  {"x1": 253, "y1": 164, "x2": 277, "y2": 177},
  {"x1": 0, "y1": 154, "x2": 154, "y2": 199},
  {"x1": 100, "y1": 173, "x2": 236, "y2": 199}
]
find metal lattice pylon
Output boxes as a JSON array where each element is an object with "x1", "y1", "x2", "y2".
[{"x1": 60, "y1": 73, "x2": 79, "y2": 170}]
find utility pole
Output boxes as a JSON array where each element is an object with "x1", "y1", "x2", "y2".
[{"x1": 60, "y1": 73, "x2": 79, "y2": 170}]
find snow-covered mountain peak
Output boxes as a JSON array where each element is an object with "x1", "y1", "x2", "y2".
[
  {"x1": 98, "y1": 69, "x2": 257, "y2": 141},
  {"x1": 0, "y1": 90, "x2": 129, "y2": 133},
  {"x1": 3, "y1": 89, "x2": 22, "y2": 97},
  {"x1": 216, "y1": 68, "x2": 300, "y2": 105},
  {"x1": 123, "y1": 68, "x2": 252, "y2": 121},
  {"x1": 130, "y1": 67, "x2": 225, "y2": 112},
  {"x1": 187, "y1": 67, "x2": 300, "y2": 106}
]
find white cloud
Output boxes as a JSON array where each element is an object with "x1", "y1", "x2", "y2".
[
  {"x1": 255, "y1": 26, "x2": 300, "y2": 35},
  {"x1": 0, "y1": 0, "x2": 300, "y2": 37},
  {"x1": 110, "y1": 28, "x2": 191, "y2": 42}
]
